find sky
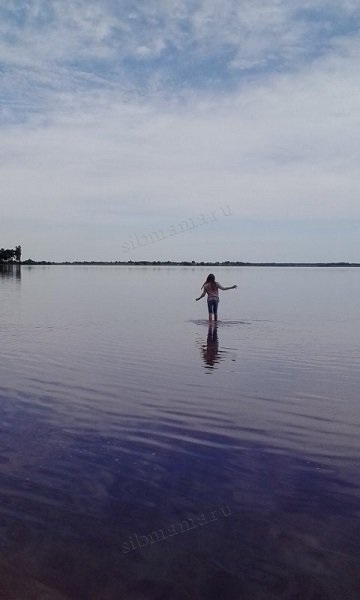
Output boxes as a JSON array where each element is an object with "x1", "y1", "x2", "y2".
[{"x1": 1, "y1": 0, "x2": 359, "y2": 262}]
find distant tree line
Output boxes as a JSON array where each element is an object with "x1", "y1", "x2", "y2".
[
  {"x1": 16, "y1": 258, "x2": 360, "y2": 267},
  {"x1": 0, "y1": 245, "x2": 21, "y2": 262}
]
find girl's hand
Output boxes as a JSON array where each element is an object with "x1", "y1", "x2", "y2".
[{"x1": 233, "y1": 285, "x2": 237, "y2": 289}]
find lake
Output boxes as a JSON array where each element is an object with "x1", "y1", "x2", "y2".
[{"x1": 1, "y1": 265, "x2": 359, "y2": 599}]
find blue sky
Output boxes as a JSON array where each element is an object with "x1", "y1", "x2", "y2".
[{"x1": 1, "y1": 0, "x2": 359, "y2": 261}]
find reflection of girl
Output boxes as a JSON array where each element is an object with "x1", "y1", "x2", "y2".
[
  {"x1": 202, "y1": 324, "x2": 219, "y2": 368},
  {"x1": 195, "y1": 273, "x2": 237, "y2": 322}
]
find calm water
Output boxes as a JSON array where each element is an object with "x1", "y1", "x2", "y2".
[{"x1": 1, "y1": 265, "x2": 360, "y2": 599}]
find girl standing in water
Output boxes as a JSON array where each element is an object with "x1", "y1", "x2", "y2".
[{"x1": 196, "y1": 274, "x2": 237, "y2": 322}]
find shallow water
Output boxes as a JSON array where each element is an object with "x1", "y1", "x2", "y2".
[{"x1": 1, "y1": 265, "x2": 360, "y2": 599}]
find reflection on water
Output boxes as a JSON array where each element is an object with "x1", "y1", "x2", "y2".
[
  {"x1": 0, "y1": 263, "x2": 21, "y2": 280},
  {"x1": 199, "y1": 324, "x2": 236, "y2": 371},
  {"x1": 0, "y1": 266, "x2": 360, "y2": 599},
  {"x1": 201, "y1": 324, "x2": 220, "y2": 369}
]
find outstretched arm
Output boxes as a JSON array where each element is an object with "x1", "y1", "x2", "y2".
[
  {"x1": 218, "y1": 284, "x2": 237, "y2": 291},
  {"x1": 196, "y1": 290, "x2": 206, "y2": 301}
]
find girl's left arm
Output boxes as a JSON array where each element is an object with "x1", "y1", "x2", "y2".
[
  {"x1": 218, "y1": 284, "x2": 237, "y2": 290},
  {"x1": 196, "y1": 290, "x2": 206, "y2": 301}
]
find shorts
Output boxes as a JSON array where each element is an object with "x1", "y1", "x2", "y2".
[{"x1": 207, "y1": 298, "x2": 219, "y2": 316}]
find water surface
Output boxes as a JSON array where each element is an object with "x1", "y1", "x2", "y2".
[{"x1": 1, "y1": 265, "x2": 359, "y2": 599}]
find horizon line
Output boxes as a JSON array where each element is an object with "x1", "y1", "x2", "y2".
[{"x1": 2, "y1": 260, "x2": 359, "y2": 267}]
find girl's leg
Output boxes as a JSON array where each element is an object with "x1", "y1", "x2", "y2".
[
  {"x1": 214, "y1": 300, "x2": 219, "y2": 321},
  {"x1": 207, "y1": 300, "x2": 213, "y2": 322}
]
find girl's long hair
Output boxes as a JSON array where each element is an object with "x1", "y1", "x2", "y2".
[{"x1": 201, "y1": 273, "x2": 217, "y2": 291}]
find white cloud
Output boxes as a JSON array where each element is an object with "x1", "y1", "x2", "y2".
[
  {"x1": 1, "y1": 36, "x2": 359, "y2": 209},
  {"x1": 1, "y1": 0, "x2": 360, "y2": 109},
  {"x1": 1, "y1": 1, "x2": 360, "y2": 260}
]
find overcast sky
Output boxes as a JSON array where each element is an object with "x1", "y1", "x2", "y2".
[{"x1": 1, "y1": 0, "x2": 359, "y2": 262}]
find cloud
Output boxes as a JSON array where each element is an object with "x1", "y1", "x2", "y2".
[
  {"x1": 1, "y1": 0, "x2": 360, "y2": 119},
  {"x1": 1, "y1": 1, "x2": 360, "y2": 260},
  {"x1": 2, "y1": 37, "x2": 359, "y2": 210}
]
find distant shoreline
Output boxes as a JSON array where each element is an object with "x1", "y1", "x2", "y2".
[{"x1": 3, "y1": 260, "x2": 359, "y2": 267}]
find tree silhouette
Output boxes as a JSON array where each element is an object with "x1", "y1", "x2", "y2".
[
  {"x1": 0, "y1": 246, "x2": 21, "y2": 262},
  {"x1": 15, "y1": 245, "x2": 22, "y2": 262}
]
